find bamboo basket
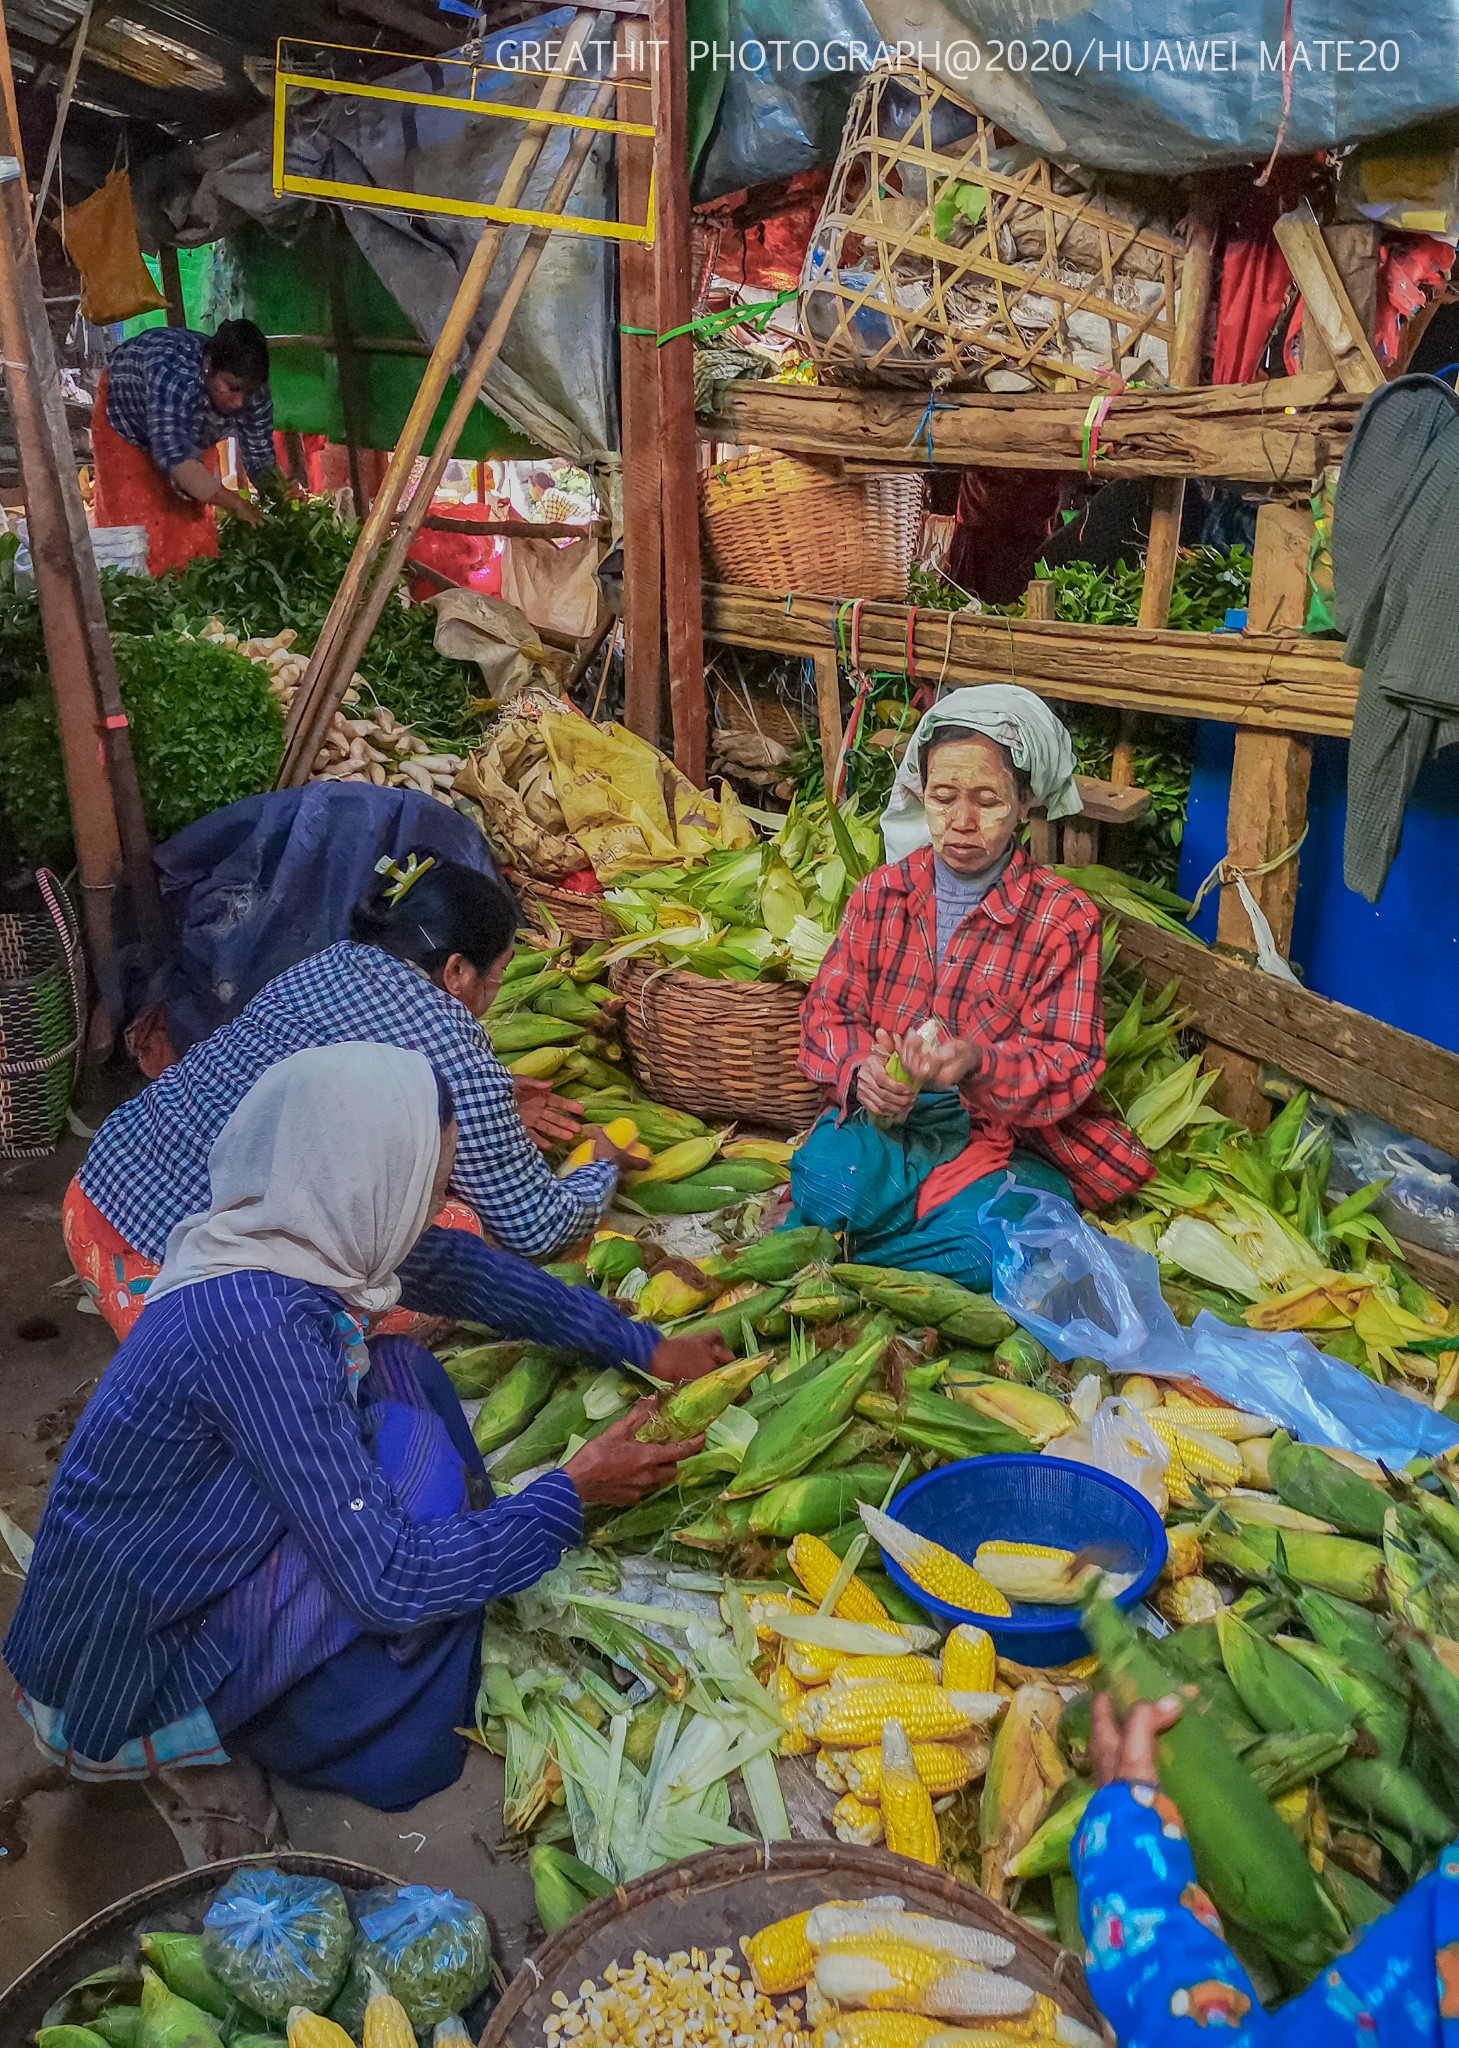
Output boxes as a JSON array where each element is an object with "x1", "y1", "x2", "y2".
[
  {"x1": 610, "y1": 956, "x2": 822, "y2": 1132},
  {"x1": 510, "y1": 870, "x2": 616, "y2": 944},
  {"x1": 801, "y1": 63, "x2": 1182, "y2": 391},
  {"x1": 482, "y1": 1839, "x2": 1102, "y2": 2047},
  {"x1": 700, "y1": 451, "x2": 924, "y2": 598}
]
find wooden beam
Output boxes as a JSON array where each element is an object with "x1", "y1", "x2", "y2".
[
  {"x1": 706, "y1": 587, "x2": 1361, "y2": 736},
  {"x1": 1274, "y1": 203, "x2": 1384, "y2": 395},
  {"x1": 1117, "y1": 918, "x2": 1459, "y2": 1161},
  {"x1": 322, "y1": 217, "x2": 369, "y2": 515},
  {"x1": 616, "y1": 13, "x2": 663, "y2": 746},
  {"x1": 698, "y1": 376, "x2": 1358, "y2": 484},
  {"x1": 813, "y1": 651, "x2": 842, "y2": 789},
  {"x1": 157, "y1": 243, "x2": 185, "y2": 327},
  {"x1": 651, "y1": 0, "x2": 707, "y2": 783}
]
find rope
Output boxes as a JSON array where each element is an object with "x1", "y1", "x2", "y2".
[
  {"x1": 1081, "y1": 392, "x2": 1115, "y2": 473},
  {"x1": 620, "y1": 287, "x2": 797, "y2": 348},
  {"x1": 1255, "y1": 0, "x2": 1296, "y2": 187},
  {"x1": 908, "y1": 395, "x2": 957, "y2": 463},
  {"x1": 1187, "y1": 826, "x2": 1308, "y2": 918}
]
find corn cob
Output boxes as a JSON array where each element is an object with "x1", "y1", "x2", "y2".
[
  {"x1": 1269, "y1": 1437, "x2": 1389, "y2": 1539},
  {"x1": 1146, "y1": 1414, "x2": 1242, "y2": 1497},
  {"x1": 830, "y1": 1654, "x2": 940, "y2": 1689},
  {"x1": 879, "y1": 1720, "x2": 940, "y2": 1864},
  {"x1": 1160, "y1": 1525, "x2": 1202, "y2": 1581},
  {"x1": 807, "y1": 1684, "x2": 1004, "y2": 1748},
  {"x1": 1240, "y1": 1437, "x2": 1274, "y2": 1487},
  {"x1": 842, "y1": 1741, "x2": 981, "y2": 1802},
  {"x1": 973, "y1": 1551, "x2": 1099, "y2": 1607},
  {"x1": 287, "y1": 2013, "x2": 355, "y2": 2048},
  {"x1": 1155, "y1": 1575, "x2": 1224, "y2": 1626},
  {"x1": 979, "y1": 1685, "x2": 1068, "y2": 1905},
  {"x1": 777, "y1": 1663, "x2": 814, "y2": 1755},
  {"x1": 860, "y1": 1504, "x2": 1012, "y2": 1618},
  {"x1": 769, "y1": 1612, "x2": 939, "y2": 1657},
  {"x1": 636, "y1": 1350, "x2": 771, "y2": 1441},
  {"x1": 742, "y1": 1907, "x2": 816, "y2": 1994},
  {"x1": 816, "y1": 2016, "x2": 940, "y2": 2048},
  {"x1": 833, "y1": 1792, "x2": 885, "y2": 1844},
  {"x1": 749, "y1": 1589, "x2": 816, "y2": 1638},
  {"x1": 941, "y1": 1624, "x2": 996, "y2": 1694},
  {"x1": 625, "y1": 1134, "x2": 723, "y2": 1184},
  {"x1": 944, "y1": 1379, "x2": 1073, "y2": 1447},
  {"x1": 806, "y1": 1907, "x2": 1014, "y2": 1970},
  {"x1": 789, "y1": 1532, "x2": 893, "y2": 1624},
  {"x1": 1219, "y1": 1493, "x2": 1336, "y2": 1535},
  {"x1": 362, "y1": 1976, "x2": 416, "y2": 2048},
  {"x1": 1157, "y1": 1402, "x2": 1273, "y2": 1442},
  {"x1": 813, "y1": 1951, "x2": 1035, "y2": 2022},
  {"x1": 635, "y1": 1264, "x2": 721, "y2": 1319},
  {"x1": 1004, "y1": 1782, "x2": 1096, "y2": 1881},
  {"x1": 975, "y1": 1540, "x2": 1076, "y2": 1563},
  {"x1": 922, "y1": 1996, "x2": 1076, "y2": 2043},
  {"x1": 817, "y1": 1748, "x2": 853, "y2": 1792}
]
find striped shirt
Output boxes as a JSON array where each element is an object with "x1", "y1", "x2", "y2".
[
  {"x1": 106, "y1": 326, "x2": 278, "y2": 486},
  {"x1": 80, "y1": 941, "x2": 616, "y2": 1265},
  {"x1": 3, "y1": 1270, "x2": 584, "y2": 1765}
]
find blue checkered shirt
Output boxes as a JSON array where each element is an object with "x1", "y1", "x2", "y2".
[
  {"x1": 106, "y1": 326, "x2": 277, "y2": 486},
  {"x1": 81, "y1": 942, "x2": 618, "y2": 1264}
]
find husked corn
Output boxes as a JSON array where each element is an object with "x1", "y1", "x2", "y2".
[
  {"x1": 545, "y1": 1948, "x2": 808, "y2": 2048},
  {"x1": 805, "y1": 1907, "x2": 1015, "y2": 1971},
  {"x1": 745, "y1": 1897, "x2": 907, "y2": 1997},
  {"x1": 815, "y1": 2017, "x2": 940, "y2": 2048},
  {"x1": 1157, "y1": 1402, "x2": 1274, "y2": 1442},
  {"x1": 778, "y1": 1662, "x2": 815, "y2": 1755},
  {"x1": 1155, "y1": 1575, "x2": 1224, "y2": 1626},
  {"x1": 975, "y1": 1541, "x2": 1076, "y2": 1564},
  {"x1": 807, "y1": 1684, "x2": 1004, "y2": 1748},
  {"x1": 830, "y1": 1654, "x2": 941, "y2": 1689},
  {"x1": 941, "y1": 1625, "x2": 996, "y2": 1695},
  {"x1": 879, "y1": 1720, "x2": 939, "y2": 1865},
  {"x1": 1146, "y1": 1414, "x2": 1242, "y2": 1493},
  {"x1": 287, "y1": 2013, "x2": 355, "y2": 2048},
  {"x1": 817, "y1": 1748, "x2": 853, "y2": 1793},
  {"x1": 813, "y1": 1952, "x2": 1035, "y2": 2022},
  {"x1": 751, "y1": 1589, "x2": 818, "y2": 1639},
  {"x1": 790, "y1": 1532, "x2": 893, "y2": 1624},
  {"x1": 861, "y1": 1505, "x2": 1012, "y2": 1618},
  {"x1": 362, "y1": 1979, "x2": 415, "y2": 2048},
  {"x1": 843, "y1": 1740, "x2": 981, "y2": 1802},
  {"x1": 833, "y1": 1792, "x2": 885, "y2": 1845}
]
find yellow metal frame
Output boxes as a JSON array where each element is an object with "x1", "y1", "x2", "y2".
[{"x1": 272, "y1": 39, "x2": 655, "y2": 243}]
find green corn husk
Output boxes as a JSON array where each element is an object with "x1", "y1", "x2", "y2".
[
  {"x1": 624, "y1": 1179, "x2": 748, "y2": 1216},
  {"x1": 39, "y1": 1966, "x2": 141, "y2": 2040},
  {"x1": 785, "y1": 1279, "x2": 862, "y2": 1323},
  {"x1": 1215, "y1": 1609, "x2": 1354, "y2": 1741},
  {"x1": 490, "y1": 1370, "x2": 598, "y2": 1485},
  {"x1": 1321, "y1": 1862, "x2": 1390, "y2": 1933},
  {"x1": 724, "y1": 1320, "x2": 893, "y2": 1498},
  {"x1": 853, "y1": 1386, "x2": 1034, "y2": 1461},
  {"x1": 669, "y1": 1284, "x2": 793, "y2": 1347},
  {"x1": 137, "y1": 1938, "x2": 231, "y2": 2022},
  {"x1": 540, "y1": 1260, "x2": 589, "y2": 1285},
  {"x1": 535, "y1": 987, "x2": 612, "y2": 1027},
  {"x1": 1291, "y1": 1587, "x2": 1396, "y2": 1694},
  {"x1": 37, "y1": 2033, "x2": 111, "y2": 2048},
  {"x1": 1383, "y1": 1506, "x2": 1450, "y2": 1633},
  {"x1": 588, "y1": 1490, "x2": 716, "y2": 1549},
  {"x1": 1402, "y1": 1637, "x2": 1459, "y2": 1766},
  {"x1": 1327, "y1": 1756, "x2": 1455, "y2": 1845},
  {"x1": 439, "y1": 1340, "x2": 529, "y2": 1398},
  {"x1": 746, "y1": 1464, "x2": 898, "y2": 1540},
  {"x1": 992, "y1": 1330, "x2": 1054, "y2": 1383},
  {"x1": 1240, "y1": 1727, "x2": 1353, "y2": 1798},
  {"x1": 471, "y1": 1352, "x2": 563, "y2": 1457},
  {"x1": 229, "y1": 2037, "x2": 286, "y2": 2048},
  {"x1": 585, "y1": 1237, "x2": 645, "y2": 1287},
  {"x1": 1201, "y1": 1523, "x2": 1383, "y2": 1605},
  {"x1": 1005, "y1": 1782, "x2": 1095, "y2": 1879},
  {"x1": 700, "y1": 1227, "x2": 838, "y2": 1283},
  {"x1": 90, "y1": 2017, "x2": 142, "y2": 2048},
  {"x1": 830, "y1": 1264, "x2": 1016, "y2": 1346},
  {"x1": 1153, "y1": 1632, "x2": 1262, "y2": 1750},
  {"x1": 487, "y1": 1014, "x2": 581, "y2": 1055},
  {"x1": 1085, "y1": 1599, "x2": 1345, "y2": 1982},
  {"x1": 819, "y1": 1418, "x2": 894, "y2": 1470},
  {"x1": 672, "y1": 1497, "x2": 756, "y2": 1551},
  {"x1": 1407, "y1": 1486, "x2": 1459, "y2": 1565},
  {"x1": 637, "y1": 1352, "x2": 771, "y2": 1442},
  {"x1": 135, "y1": 1971, "x2": 223, "y2": 2048},
  {"x1": 531, "y1": 1843, "x2": 614, "y2": 1933},
  {"x1": 1272, "y1": 1635, "x2": 1409, "y2": 1758},
  {"x1": 1268, "y1": 1436, "x2": 1391, "y2": 1539}
]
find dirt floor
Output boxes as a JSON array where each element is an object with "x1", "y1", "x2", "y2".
[{"x1": 0, "y1": 1115, "x2": 537, "y2": 1995}]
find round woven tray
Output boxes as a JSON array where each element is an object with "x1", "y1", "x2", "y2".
[
  {"x1": 482, "y1": 1840, "x2": 1101, "y2": 2048},
  {"x1": 610, "y1": 957, "x2": 822, "y2": 1133},
  {"x1": 700, "y1": 452, "x2": 924, "y2": 599},
  {"x1": 511, "y1": 871, "x2": 616, "y2": 945}
]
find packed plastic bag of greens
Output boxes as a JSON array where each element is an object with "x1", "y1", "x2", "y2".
[
  {"x1": 333, "y1": 1885, "x2": 491, "y2": 2033},
  {"x1": 201, "y1": 1869, "x2": 354, "y2": 2023}
]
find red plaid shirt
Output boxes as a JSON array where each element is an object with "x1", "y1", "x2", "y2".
[{"x1": 799, "y1": 845, "x2": 1153, "y2": 1210}]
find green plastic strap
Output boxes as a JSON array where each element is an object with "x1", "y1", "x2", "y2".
[{"x1": 619, "y1": 287, "x2": 797, "y2": 348}]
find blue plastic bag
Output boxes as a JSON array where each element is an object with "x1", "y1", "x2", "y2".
[
  {"x1": 348, "y1": 1885, "x2": 492, "y2": 2031},
  {"x1": 202, "y1": 1869, "x2": 353, "y2": 2022}
]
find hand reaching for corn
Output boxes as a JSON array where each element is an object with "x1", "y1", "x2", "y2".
[
  {"x1": 1089, "y1": 1689, "x2": 1183, "y2": 1789},
  {"x1": 896, "y1": 1024, "x2": 982, "y2": 1091},
  {"x1": 512, "y1": 1076, "x2": 583, "y2": 1151},
  {"x1": 649, "y1": 1333, "x2": 735, "y2": 1386},
  {"x1": 561, "y1": 1397, "x2": 705, "y2": 1505},
  {"x1": 856, "y1": 1032, "x2": 920, "y2": 1123}
]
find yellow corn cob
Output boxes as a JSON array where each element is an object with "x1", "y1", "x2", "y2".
[
  {"x1": 923, "y1": 1995, "x2": 1070, "y2": 2043},
  {"x1": 975, "y1": 1540, "x2": 1076, "y2": 1564},
  {"x1": 1240, "y1": 1437, "x2": 1274, "y2": 1488},
  {"x1": 626, "y1": 1134, "x2": 723, "y2": 1184},
  {"x1": 831, "y1": 1654, "x2": 940, "y2": 1689},
  {"x1": 941, "y1": 1624, "x2": 996, "y2": 1694},
  {"x1": 287, "y1": 2011, "x2": 356, "y2": 2048},
  {"x1": 790, "y1": 1532, "x2": 892, "y2": 1624},
  {"x1": 1157, "y1": 1402, "x2": 1273, "y2": 1441},
  {"x1": 809, "y1": 1683, "x2": 1004, "y2": 1748},
  {"x1": 1119, "y1": 1374, "x2": 1162, "y2": 1410},
  {"x1": 833, "y1": 1792, "x2": 885, "y2": 1844},
  {"x1": 844, "y1": 1740, "x2": 980, "y2": 1802},
  {"x1": 879, "y1": 1719, "x2": 940, "y2": 1864},
  {"x1": 1161, "y1": 1525, "x2": 1203, "y2": 1581},
  {"x1": 808, "y1": 1907, "x2": 1014, "y2": 1970},
  {"x1": 1146, "y1": 1415, "x2": 1242, "y2": 1490},
  {"x1": 748, "y1": 1589, "x2": 816, "y2": 1639},
  {"x1": 777, "y1": 1662, "x2": 813, "y2": 1755},
  {"x1": 787, "y1": 1642, "x2": 853, "y2": 1685},
  {"x1": 742, "y1": 1906, "x2": 816, "y2": 1993},
  {"x1": 817, "y1": 1748, "x2": 853, "y2": 1792},
  {"x1": 362, "y1": 1977, "x2": 416, "y2": 2048},
  {"x1": 1155, "y1": 1575, "x2": 1224, "y2": 1626},
  {"x1": 814, "y1": 1949, "x2": 1036, "y2": 2022},
  {"x1": 860, "y1": 1505, "x2": 1012, "y2": 1619},
  {"x1": 980, "y1": 1685, "x2": 1068, "y2": 1906},
  {"x1": 974, "y1": 1551, "x2": 1098, "y2": 1607},
  {"x1": 816, "y1": 2016, "x2": 941, "y2": 2048}
]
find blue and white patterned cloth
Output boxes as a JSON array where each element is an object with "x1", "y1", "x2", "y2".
[
  {"x1": 1075, "y1": 1780, "x2": 1459, "y2": 2042},
  {"x1": 80, "y1": 941, "x2": 616, "y2": 1266},
  {"x1": 106, "y1": 326, "x2": 278, "y2": 487},
  {"x1": 3, "y1": 1269, "x2": 584, "y2": 1767}
]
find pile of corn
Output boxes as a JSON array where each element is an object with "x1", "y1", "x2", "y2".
[
  {"x1": 198, "y1": 621, "x2": 468, "y2": 802},
  {"x1": 741, "y1": 1900, "x2": 1101, "y2": 2047},
  {"x1": 543, "y1": 1948, "x2": 808, "y2": 2048}
]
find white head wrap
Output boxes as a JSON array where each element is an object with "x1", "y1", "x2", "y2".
[
  {"x1": 880, "y1": 685, "x2": 1082, "y2": 862},
  {"x1": 148, "y1": 1043, "x2": 443, "y2": 1316}
]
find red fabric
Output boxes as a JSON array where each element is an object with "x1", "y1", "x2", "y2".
[
  {"x1": 799, "y1": 845, "x2": 1153, "y2": 1211},
  {"x1": 90, "y1": 370, "x2": 219, "y2": 577},
  {"x1": 274, "y1": 430, "x2": 328, "y2": 492},
  {"x1": 700, "y1": 170, "x2": 827, "y2": 291},
  {"x1": 1213, "y1": 235, "x2": 1294, "y2": 385},
  {"x1": 948, "y1": 467, "x2": 1066, "y2": 606},
  {"x1": 407, "y1": 505, "x2": 504, "y2": 602},
  {"x1": 915, "y1": 1136, "x2": 1015, "y2": 1222}
]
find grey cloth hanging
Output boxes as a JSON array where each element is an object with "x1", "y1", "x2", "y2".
[{"x1": 1334, "y1": 374, "x2": 1459, "y2": 903}]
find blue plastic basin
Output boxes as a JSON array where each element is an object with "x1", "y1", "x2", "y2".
[{"x1": 880, "y1": 1454, "x2": 1168, "y2": 1667}]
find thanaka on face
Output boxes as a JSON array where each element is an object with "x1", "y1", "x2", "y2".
[{"x1": 922, "y1": 735, "x2": 1030, "y2": 877}]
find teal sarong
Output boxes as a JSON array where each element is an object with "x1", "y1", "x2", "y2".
[{"x1": 786, "y1": 1094, "x2": 1071, "y2": 1292}]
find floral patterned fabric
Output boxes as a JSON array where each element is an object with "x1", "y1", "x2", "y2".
[{"x1": 1075, "y1": 1782, "x2": 1459, "y2": 2043}]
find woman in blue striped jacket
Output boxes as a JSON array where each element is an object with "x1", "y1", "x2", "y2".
[{"x1": 4, "y1": 1044, "x2": 700, "y2": 1841}]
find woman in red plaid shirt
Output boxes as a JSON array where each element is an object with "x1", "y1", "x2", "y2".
[{"x1": 791, "y1": 688, "x2": 1153, "y2": 1288}]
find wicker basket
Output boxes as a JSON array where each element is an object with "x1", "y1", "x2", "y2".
[
  {"x1": 801, "y1": 63, "x2": 1181, "y2": 391},
  {"x1": 509, "y1": 870, "x2": 616, "y2": 945},
  {"x1": 610, "y1": 957, "x2": 822, "y2": 1133},
  {"x1": 0, "y1": 870, "x2": 83, "y2": 1159},
  {"x1": 700, "y1": 451, "x2": 924, "y2": 598}
]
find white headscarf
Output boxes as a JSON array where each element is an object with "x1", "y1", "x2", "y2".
[
  {"x1": 148, "y1": 1043, "x2": 444, "y2": 1316},
  {"x1": 880, "y1": 685, "x2": 1082, "y2": 862}
]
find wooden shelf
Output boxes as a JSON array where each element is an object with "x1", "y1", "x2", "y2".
[
  {"x1": 699, "y1": 372, "x2": 1359, "y2": 485},
  {"x1": 705, "y1": 586, "x2": 1360, "y2": 737}
]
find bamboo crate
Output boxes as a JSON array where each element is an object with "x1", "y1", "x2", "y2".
[{"x1": 800, "y1": 63, "x2": 1182, "y2": 391}]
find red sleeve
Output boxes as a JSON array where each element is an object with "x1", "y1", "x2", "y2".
[
  {"x1": 966, "y1": 892, "x2": 1106, "y2": 1127},
  {"x1": 799, "y1": 878, "x2": 878, "y2": 1106}
]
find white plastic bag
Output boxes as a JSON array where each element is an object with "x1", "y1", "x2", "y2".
[{"x1": 1049, "y1": 1375, "x2": 1170, "y2": 1515}]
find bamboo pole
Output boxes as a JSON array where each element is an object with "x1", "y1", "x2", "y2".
[
  {"x1": 616, "y1": 13, "x2": 664, "y2": 745},
  {"x1": 279, "y1": 72, "x2": 617, "y2": 785},
  {"x1": 282, "y1": 7, "x2": 604, "y2": 765}
]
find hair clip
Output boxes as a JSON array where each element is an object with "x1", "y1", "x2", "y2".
[{"x1": 374, "y1": 852, "x2": 436, "y2": 906}]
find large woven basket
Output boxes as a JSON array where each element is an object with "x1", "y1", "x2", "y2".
[
  {"x1": 610, "y1": 956, "x2": 822, "y2": 1132},
  {"x1": 509, "y1": 870, "x2": 616, "y2": 944},
  {"x1": 700, "y1": 451, "x2": 924, "y2": 598},
  {"x1": 0, "y1": 870, "x2": 84, "y2": 1159},
  {"x1": 801, "y1": 63, "x2": 1181, "y2": 390}
]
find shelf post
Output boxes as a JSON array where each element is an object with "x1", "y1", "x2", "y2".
[{"x1": 616, "y1": 12, "x2": 664, "y2": 745}]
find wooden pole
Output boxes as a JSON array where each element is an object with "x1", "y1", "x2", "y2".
[
  {"x1": 278, "y1": 71, "x2": 617, "y2": 785},
  {"x1": 616, "y1": 12, "x2": 664, "y2": 746},
  {"x1": 650, "y1": 0, "x2": 707, "y2": 784},
  {"x1": 323, "y1": 217, "x2": 369, "y2": 515},
  {"x1": 813, "y1": 651, "x2": 842, "y2": 788},
  {"x1": 1114, "y1": 211, "x2": 1216, "y2": 786},
  {"x1": 0, "y1": 20, "x2": 162, "y2": 1024},
  {"x1": 157, "y1": 243, "x2": 186, "y2": 327},
  {"x1": 283, "y1": 7, "x2": 604, "y2": 749}
]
